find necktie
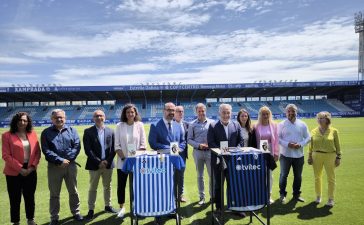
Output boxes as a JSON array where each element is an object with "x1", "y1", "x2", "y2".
[{"x1": 168, "y1": 122, "x2": 173, "y2": 140}]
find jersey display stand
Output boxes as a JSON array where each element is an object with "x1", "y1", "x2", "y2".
[
  {"x1": 211, "y1": 147, "x2": 272, "y2": 225},
  {"x1": 122, "y1": 151, "x2": 185, "y2": 225}
]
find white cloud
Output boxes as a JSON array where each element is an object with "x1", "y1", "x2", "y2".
[
  {"x1": 0, "y1": 56, "x2": 35, "y2": 64},
  {"x1": 154, "y1": 17, "x2": 356, "y2": 64},
  {"x1": 0, "y1": 70, "x2": 37, "y2": 77},
  {"x1": 11, "y1": 28, "x2": 170, "y2": 58},
  {"x1": 52, "y1": 63, "x2": 160, "y2": 80},
  {"x1": 116, "y1": 0, "x2": 210, "y2": 29},
  {"x1": 48, "y1": 58, "x2": 357, "y2": 86}
]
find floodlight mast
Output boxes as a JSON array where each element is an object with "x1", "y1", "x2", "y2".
[{"x1": 355, "y1": 11, "x2": 364, "y2": 81}]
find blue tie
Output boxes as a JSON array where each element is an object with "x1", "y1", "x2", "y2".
[{"x1": 168, "y1": 122, "x2": 173, "y2": 140}]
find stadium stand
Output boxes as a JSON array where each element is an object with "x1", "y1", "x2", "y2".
[
  {"x1": 0, "y1": 81, "x2": 362, "y2": 127},
  {"x1": 0, "y1": 99, "x2": 357, "y2": 123}
]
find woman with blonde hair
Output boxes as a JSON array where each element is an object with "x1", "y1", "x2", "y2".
[
  {"x1": 255, "y1": 106, "x2": 279, "y2": 203},
  {"x1": 308, "y1": 111, "x2": 341, "y2": 207}
]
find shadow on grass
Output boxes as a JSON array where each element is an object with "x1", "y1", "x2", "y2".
[
  {"x1": 259, "y1": 199, "x2": 332, "y2": 221},
  {"x1": 295, "y1": 202, "x2": 333, "y2": 220},
  {"x1": 261, "y1": 198, "x2": 298, "y2": 219}
]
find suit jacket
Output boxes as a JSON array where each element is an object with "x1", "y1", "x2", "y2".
[
  {"x1": 178, "y1": 120, "x2": 189, "y2": 160},
  {"x1": 83, "y1": 125, "x2": 115, "y2": 170},
  {"x1": 114, "y1": 121, "x2": 146, "y2": 169},
  {"x1": 207, "y1": 120, "x2": 245, "y2": 148},
  {"x1": 149, "y1": 119, "x2": 186, "y2": 151},
  {"x1": 2, "y1": 131, "x2": 41, "y2": 176}
]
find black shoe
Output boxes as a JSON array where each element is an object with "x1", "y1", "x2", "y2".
[
  {"x1": 85, "y1": 210, "x2": 94, "y2": 220},
  {"x1": 154, "y1": 217, "x2": 162, "y2": 225},
  {"x1": 235, "y1": 211, "x2": 246, "y2": 218},
  {"x1": 104, "y1": 206, "x2": 117, "y2": 213},
  {"x1": 73, "y1": 214, "x2": 84, "y2": 221},
  {"x1": 294, "y1": 196, "x2": 305, "y2": 202},
  {"x1": 49, "y1": 220, "x2": 58, "y2": 225}
]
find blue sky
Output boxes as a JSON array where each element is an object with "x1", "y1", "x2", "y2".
[{"x1": 0, "y1": 0, "x2": 362, "y2": 87}]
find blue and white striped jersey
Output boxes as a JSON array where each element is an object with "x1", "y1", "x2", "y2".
[
  {"x1": 223, "y1": 151, "x2": 268, "y2": 211},
  {"x1": 123, "y1": 154, "x2": 185, "y2": 216}
]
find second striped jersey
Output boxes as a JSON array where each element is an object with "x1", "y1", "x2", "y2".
[
  {"x1": 123, "y1": 154, "x2": 185, "y2": 216},
  {"x1": 223, "y1": 150, "x2": 268, "y2": 211}
]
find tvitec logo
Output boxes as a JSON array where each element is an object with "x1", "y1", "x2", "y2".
[
  {"x1": 139, "y1": 167, "x2": 166, "y2": 174},
  {"x1": 235, "y1": 154, "x2": 261, "y2": 171},
  {"x1": 235, "y1": 164, "x2": 261, "y2": 171}
]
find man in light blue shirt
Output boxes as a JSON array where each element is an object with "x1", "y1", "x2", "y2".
[
  {"x1": 278, "y1": 104, "x2": 310, "y2": 203},
  {"x1": 187, "y1": 103, "x2": 213, "y2": 205}
]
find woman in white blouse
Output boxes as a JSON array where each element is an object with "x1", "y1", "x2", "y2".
[{"x1": 114, "y1": 104, "x2": 146, "y2": 218}]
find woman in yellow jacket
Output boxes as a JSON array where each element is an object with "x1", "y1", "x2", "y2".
[{"x1": 308, "y1": 111, "x2": 341, "y2": 207}]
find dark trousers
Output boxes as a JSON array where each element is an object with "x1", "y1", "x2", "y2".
[
  {"x1": 6, "y1": 170, "x2": 37, "y2": 223},
  {"x1": 212, "y1": 153, "x2": 226, "y2": 209},
  {"x1": 174, "y1": 156, "x2": 186, "y2": 198},
  {"x1": 279, "y1": 155, "x2": 304, "y2": 197},
  {"x1": 117, "y1": 169, "x2": 128, "y2": 205}
]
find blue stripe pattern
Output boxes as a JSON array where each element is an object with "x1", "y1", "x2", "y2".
[
  {"x1": 224, "y1": 151, "x2": 268, "y2": 211},
  {"x1": 123, "y1": 154, "x2": 184, "y2": 217}
]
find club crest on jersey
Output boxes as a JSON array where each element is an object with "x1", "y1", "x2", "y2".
[{"x1": 253, "y1": 153, "x2": 259, "y2": 160}]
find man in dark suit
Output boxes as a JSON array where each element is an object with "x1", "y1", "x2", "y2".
[
  {"x1": 174, "y1": 105, "x2": 189, "y2": 202},
  {"x1": 83, "y1": 110, "x2": 117, "y2": 220},
  {"x1": 207, "y1": 104, "x2": 245, "y2": 212}
]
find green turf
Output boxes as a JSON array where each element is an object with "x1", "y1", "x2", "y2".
[{"x1": 1, "y1": 117, "x2": 364, "y2": 225}]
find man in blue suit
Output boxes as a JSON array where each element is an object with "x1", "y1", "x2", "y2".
[
  {"x1": 149, "y1": 102, "x2": 186, "y2": 152},
  {"x1": 148, "y1": 102, "x2": 186, "y2": 224},
  {"x1": 207, "y1": 104, "x2": 245, "y2": 214},
  {"x1": 83, "y1": 110, "x2": 117, "y2": 220}
]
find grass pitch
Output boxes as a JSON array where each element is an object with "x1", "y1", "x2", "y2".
[{"x1": 0, "y1": 117, "x2": 363, "y2": 225}]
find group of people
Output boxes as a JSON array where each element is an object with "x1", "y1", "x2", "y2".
[{"x1": 2, "y1": 102, "x2": 342, "y2": 225}]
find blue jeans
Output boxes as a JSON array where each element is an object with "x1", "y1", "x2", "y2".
[{"x1": 279, "y1": 155, "x2": 304, "y2": 197}]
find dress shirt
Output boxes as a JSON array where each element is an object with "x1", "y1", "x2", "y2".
[
  {"x1": 41, "y1": 125, "x2": 81, "y2": 164},
  {"x1": 163, "y1": 118, "x2": 173, "y2": 133},
  {"x1": 278, "y1": 119, "x2": 310, "y2": 158},
  {"x1": 187, "y1": 118, "x2": 213, "y2": 149},
  {"x1": 96, "y1": 126, "x2": 105, "y2": 160},
  {"x1": 221, "y1": 120, "x2": 230, "y2": 140}
]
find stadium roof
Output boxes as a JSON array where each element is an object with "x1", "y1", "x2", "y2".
[{"x1": 0, "y1": 81, "x2": 362, "y2": 103}]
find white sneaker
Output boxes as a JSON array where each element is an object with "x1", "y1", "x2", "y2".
[
  {"x1": 269, "y1": 198, "x2": 274, "y2": 204},
  {"x1": 117, "y1": 207, "x2": 125, "y2": 218},
  {"x1": 325, "y1": 199, "x2": 334, "y2": 207},
  {"x1": 198, "y1": 197, "x2": 205, "y2": 205},
  {"x1": 315, "y1": 196, "x2": 321, "y2": 204}
]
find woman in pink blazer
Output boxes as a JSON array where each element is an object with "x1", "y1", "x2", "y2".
[
  {"x1": 255, "y1": 106, "x2": 279, "y2": 204},
  {"x1": 2, "y1": 112, "x2": 41, "y2": 225},
  {"x1": 114, "y1": 104, "x2": 146, "y2": 218}
]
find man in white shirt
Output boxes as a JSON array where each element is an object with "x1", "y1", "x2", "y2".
[{"x1": 278, "y1": 104, "x2": 310, "y2": 203}]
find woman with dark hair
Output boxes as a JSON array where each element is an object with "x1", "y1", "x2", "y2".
[
  {"x1": 237, "y1": 109, "x2": 257, "y2": 148},
  {"x1": 2, "y1": 112, "x2": 41, "y2": 225},
  {"x1": 114, "y1": 104, "x2": 146, "y2": 218}
]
